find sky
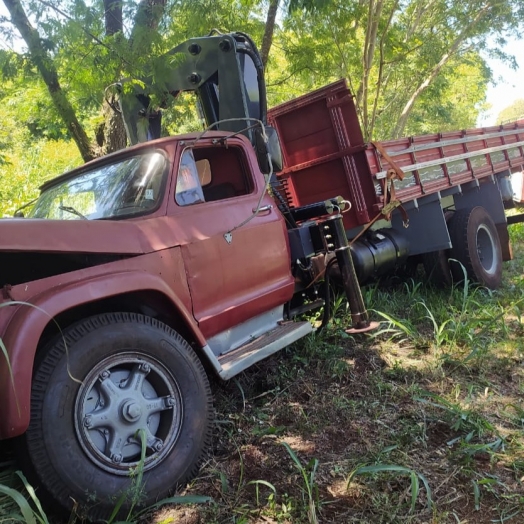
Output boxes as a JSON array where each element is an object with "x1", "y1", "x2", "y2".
[{"x1": 478, "y1": 35, "x2": 524, "y2": 126}]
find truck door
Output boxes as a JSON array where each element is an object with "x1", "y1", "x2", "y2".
[{"x1": 172, "y1": 141, "x2": 294, "y2": 339}]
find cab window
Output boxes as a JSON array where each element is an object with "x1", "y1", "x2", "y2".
[
  {"x1": 175, "y1": 149, "x2": 205, "y2": 206},
  {"x1": 175, "y1": 145, "x2": 254, "y2": 206}
]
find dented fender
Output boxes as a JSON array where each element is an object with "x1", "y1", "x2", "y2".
[{"x1": 0, "y1": 270, "x2": 205, "y2": 439}]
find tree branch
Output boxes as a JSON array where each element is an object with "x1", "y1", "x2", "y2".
[
  {"x1": 261, "y1": 0, "x2": 280, "y2": 69},
  {"x1": 392, "y1": 3, "x2": 493, "y2": 138},
  {"x1": 3, "y1": 0, "x2": 94, "y2": 161}
]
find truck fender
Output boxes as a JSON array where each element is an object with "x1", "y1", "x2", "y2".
[{"x1": 0, "y1": 270, "x2": 206, "y2": 439}]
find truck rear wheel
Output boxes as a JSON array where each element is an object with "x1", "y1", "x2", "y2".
[
  {"x1": 18, "y1": 313, "x2": 213, "y2": 521},
  {"x1": 448, "y1": 206, "x2": 503, "y2": 289},
  {"x1": 422, "y1": 249, "x2": 452, "y2": 287}
]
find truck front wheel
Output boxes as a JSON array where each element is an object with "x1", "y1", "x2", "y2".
[
  {"x1": 448, "y1": 206, "x2": 503, "y2": 289},
  {"x1": 19, "y1": 313, "x2": 213, "y2": 521}
]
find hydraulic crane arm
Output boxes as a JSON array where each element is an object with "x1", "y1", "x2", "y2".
[{"x1": 117, "y1": 31, "x2": 267, "y2": 147}]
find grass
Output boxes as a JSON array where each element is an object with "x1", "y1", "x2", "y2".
[
  {"x1": 183, "y1": 223, "x2": 524, "y2": 523},
  {"x1": 0, "y1": 444, "x2": 211, "y2": 524},
  {"x1": 2, "y1": 223, "x2": 524, "y2": 522}
]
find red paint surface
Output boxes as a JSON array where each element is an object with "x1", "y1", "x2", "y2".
[
  {"x1": 269, "y1": 80, "x2": 524, "y2": 228},
  {"x1": 366, "y1": 123, "x2": 524, "y2": 201},
  {"x1": 0, "y1": 132, "x2": 294, "y2": 438},
  {"x1": 268, "y1": 80, "x2": 379, "y2": 229}
]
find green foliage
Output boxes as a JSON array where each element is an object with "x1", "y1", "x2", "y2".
[
  {"x1": 275, "y1": 0, "x2": 521, "y2": 139},
  {"x1": 0, "y1": 50, "x2": 82, "y2": 216},
  {"x1": 415, "y1": 391, "x2": 495, "y2": 438},
  {"x1": 282, "y1": 442, "x2": 319, "y2": 524},
  {"x1": 2, "y1": 0, "x2": 519, "y2": 153},
  {"x1": 404, "y1": 54, "x2": 491, "y2": 136},
  {"x1": 0, "y1": 471, "x2": 50, "y2": 524},
  {"x1": 0, "y1": 137, "x2": 80, "y2": 217},
  {"x1": 497, "y1": 98, "x2": 524, "y2": 124}
]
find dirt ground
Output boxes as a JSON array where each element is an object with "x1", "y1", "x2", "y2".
[{"x1": 147, "y1": 323, "x2": 524, "y2": 524}]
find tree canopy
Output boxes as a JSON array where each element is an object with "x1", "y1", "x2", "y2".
[
  {"x1": 0, "y1": 0, "x2": 523, "y2": 163},
  {"x1": 497, "y1": 98, "x2": 524, "y2": 124}
]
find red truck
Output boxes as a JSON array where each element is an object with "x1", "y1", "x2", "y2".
[{"x1": 1, "y1": 32, "x2": 523, "y2": 519}]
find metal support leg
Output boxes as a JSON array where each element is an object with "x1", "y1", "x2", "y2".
[
  {"x1": 335, "y1": 246, "x2": 371, "y2": 331},
  {"x1": 327, "y1": 215, "x2": 378, "y2": 334}
]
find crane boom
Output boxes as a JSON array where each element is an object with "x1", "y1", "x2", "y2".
[{"x1": 117, "y1": 31, "x2": 267, "y2": 146}]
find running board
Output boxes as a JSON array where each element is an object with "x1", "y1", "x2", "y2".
[{"x1": 217, "y1": 321, "x2": 313, "y2": 380}]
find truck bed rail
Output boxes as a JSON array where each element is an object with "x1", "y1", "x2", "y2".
[{"x1": 367, "y1": 123, "x2": 524, "y2": 201}]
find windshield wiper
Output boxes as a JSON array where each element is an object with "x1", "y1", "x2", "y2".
[{"x1": 58, "y1": 205, "x2": 88, "y2": 220}]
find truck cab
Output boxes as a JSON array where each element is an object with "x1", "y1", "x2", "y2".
[{"x1": 0, "y1": 124, "x2": 352, "y2": 519}]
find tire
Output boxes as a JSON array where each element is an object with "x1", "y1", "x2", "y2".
[
  {"x1": 422, "y1": 249, "x2": 452, "y2": 287},
  {"x1": 448, "y1": 206, "x2": 503, "y2": 289},
  {"x1": 18, "y1": 313, "x2": 213, "y2": 521}
]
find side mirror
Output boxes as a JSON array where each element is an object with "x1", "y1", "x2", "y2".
[{"x1": 255, "y1": 125, "x2": 283, "y2": 175}]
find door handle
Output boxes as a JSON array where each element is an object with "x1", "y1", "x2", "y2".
[{"x1": 253, "y1": 204, "x2": 273, "y2": 214}]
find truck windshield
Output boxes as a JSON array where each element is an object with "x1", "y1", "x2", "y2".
[{"x1": 29, "y1": 151, "x2": 168, "y2": 220}]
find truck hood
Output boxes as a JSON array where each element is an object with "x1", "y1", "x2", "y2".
[{"x1": 0, "y1": 218, "x2": 153, "y2": 254}]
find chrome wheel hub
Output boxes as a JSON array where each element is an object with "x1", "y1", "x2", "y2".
[{"x1": 74, "y1": 353, "x2": 182, "y2": 475}]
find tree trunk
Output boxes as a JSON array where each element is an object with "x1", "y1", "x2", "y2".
[
  {"x1": 368, "y1": 1, "x2": 397, "y2": 141},
  {"x1": 130, "y1": 0, "x2": 167, "y2": 52},
  {"x1": 102, "y1": 0, "x2": 127, "y2": 153},
  {"x1": 102, "y1": 101, "x2": 127, "y2": 154},
  {"x1": 3, "y1": 0, "x2": 94, "y2": 162},
  {"x1": 356, "y1": 0, "x2": 385, "y2": 139},
  {"x1": 261, "y1": 0, "x2": 280, "y2": 69},
  {"x1": 392, "y1": 52, "x2": 454, "y2": 138},
  {"x1": 101, "y1": 0, "x2": 168, "y2": 153},
  {"x1": 104, "y1": 0, "x2": 123, "y2": 36}
]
